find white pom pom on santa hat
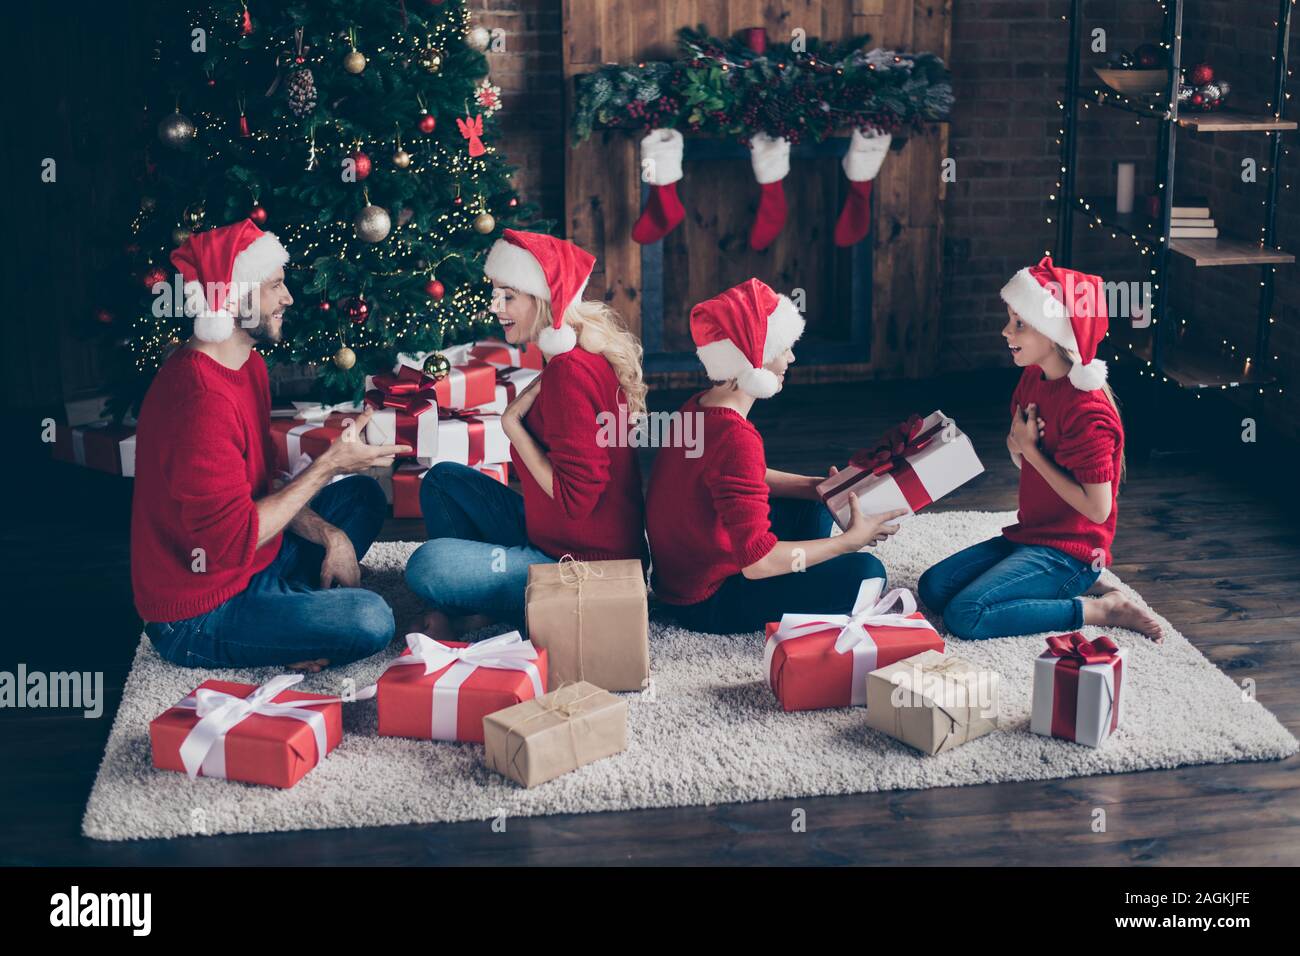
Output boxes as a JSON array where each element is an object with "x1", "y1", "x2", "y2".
[
  {"x1": 484, "y1": 229, "x2": 597, "y2": 358},
  {"x1": 1000, "y1": 256, "x2": 1111, "y2": 391},
  {"x1": 691, "y1": 278, "x2": 806, "y2": 398},
  {"x1": 170, "y1": 218, "x2": 289, "y2": 344}
]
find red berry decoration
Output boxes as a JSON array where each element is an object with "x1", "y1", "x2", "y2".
[
  {"x1": 1190, "y1": 63, "x2": 1214, "y2": 86},
  {"x1": 424, "y1": 279, "x2": 445, "y2": 300},
  {"x1": 1191, "y1": 92, "x2": 1205, "y2": 107},
  {"x1": 142, "y1": 266, "x2": 168, "y2": 289},
  {"x1": 418, "y1": 113, "x2": 437, "y2": 134},
  {"x1": 249, "y1": 203, "x2": 268, "y2": 226},
  {"x1": 1134, "y1": 43, "x2": 1162, "y2": 68},
  {"x1": 350, "y1": 150, "x2": 372, "y2": 180}
]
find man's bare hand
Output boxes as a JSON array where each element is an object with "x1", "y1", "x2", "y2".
[
  {"x1": 319, "y1": 531, "x2": 361, "y2": 589},
  {"x1": 321, "y1": 409, "x2": 411, "y2": 473}
]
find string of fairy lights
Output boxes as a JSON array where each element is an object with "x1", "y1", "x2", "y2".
[
  {"x1": 1045, "y1": 0, "x2": 1293, "y2": 400},
  {"x1": 128, "y1": 2, "x2": 516, "y2": 378}
]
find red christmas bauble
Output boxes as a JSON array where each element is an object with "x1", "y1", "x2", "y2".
[
  {"x1": 453, "y1": 195, "x2": 463, "y2": 205},
  {"x1": 344, "y1": 297, "x2": 370, "y2": 323},
  {"x1": 294, "y1": 55, "x2": 305, "y2": 65},
  {"x1": 319, "y1": 300, "x2": 331, "y2": 312},
  {"x1": 1191, "y1": 92, "x2": 1205, "y2": 106},
  {"x1": 207, "y1": 78, "x2": 216, "y2": 87},
  {"x1": 249, "y1": 204, "x2": 268, "y2": 225},
  {"x1": 419, "y1": 113, "x2": 437, "y2": 134},
  {"x1": 1134, "y1": 43, "x2": 1161, "y2": 68},
  {"x1": 142, "y1": 266, "x2": 168, "y2": 288},
  {"x1": 424, "y1": 279, "x2": 445, "y2": 300},
  {"x1": 124, "y1": 242, "x2": 140, "y2": 256},
  {"x1": 94, "y1": 307, "x2": 115, "y2": 325},
  {"x1": 351, "y1": 151, "x2": 372, "y2": 180},
  {"x1": 1190, "y1": 63, "x2": 1214, "y2": 86},
  {"x1": 508, "y1": 197, "x2": 518, "y2": 207}
]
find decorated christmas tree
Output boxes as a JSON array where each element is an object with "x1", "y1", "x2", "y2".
[{"x1": 112, "y1": 0, "x2": 541, "y2": 414}]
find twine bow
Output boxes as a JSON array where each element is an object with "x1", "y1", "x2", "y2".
[{"x1": 502, "y1": 682, "x2": 608, "y2": 780}]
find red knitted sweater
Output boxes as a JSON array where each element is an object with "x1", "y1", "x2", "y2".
[
  {"x1": 1003, "y1": 366, "x2": 1124, "y2": 567},
  {"x1": 511, "y1": 346, "x2": 646, "y2": 562},
  {"x1": 130, "y1": 348, "x2": 281, "y2": 622},
  {"x1": 645, "y1": 393, "x2": 778, "y2": 605}
]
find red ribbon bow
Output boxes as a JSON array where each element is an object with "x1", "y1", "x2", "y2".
[
  {"x1": 1044, "y1": 632, "x2": 1120, "y2": 669},
  {"x1": 365, "y1": 364, "x2": 437, "y2": 416},
  {"x1": 849, "y1": 414, "x2": 941, "y2": 476}
]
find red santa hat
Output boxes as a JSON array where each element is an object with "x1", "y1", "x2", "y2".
[
  {"x1": 690, "y1": 278, "x2": 806, "y2": 398},
  {"x1": 483, "y1": 229, "x2": 596, "y2": 357},
  {"x1": 169, "y1": 219, "x2": 289, "y2": 343},
  {"x1": 1000, "y1": 256, "x2": 1109, "y2": 391}
]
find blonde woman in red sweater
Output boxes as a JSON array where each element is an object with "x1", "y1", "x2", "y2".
[
  {"x1": 405, "y1": 230, "x2": 647, "y2": 640},
  {"x1": 918, "y1": 258, "x2": 1163, "y2": 642},
  {"x1": 645, "y1": 278, "x2": 907, "y2": 634}
]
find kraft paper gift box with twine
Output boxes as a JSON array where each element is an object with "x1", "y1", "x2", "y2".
[
  {"x1": 483, "y1": 681, "x2": 628, "y2": 788},
  {"x1": 524, "y1": 556, "x2": 650, "y2": 692},
  {"x1": 864, "y1": 650, "x2": 1001, "y2": 756}
]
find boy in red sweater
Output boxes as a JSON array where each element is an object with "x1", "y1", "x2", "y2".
[
  {"x1": 131, "y1": 220, "x2": 410, "y2": 671},
  {"x1": 646, "y1": 279, "x2": 906, "y2": 634},
  {"x1": 405, "y1": 230, "x2": 646, "y2": 639},
  {"x1": 918, "y1": 257, "x2": 1162, "y2": 641}
]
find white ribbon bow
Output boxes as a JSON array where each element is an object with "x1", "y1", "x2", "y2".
[
  {"x1": 175, "y1": 674, "x2": 375, "y2": 781},
  {"x1": 386, "y1": 630, "x2": 545, "y2": 740},
  {"x1": 766, "y1": 578, "x2": 932, "y2": 706}
]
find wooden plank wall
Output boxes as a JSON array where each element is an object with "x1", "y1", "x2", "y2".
[{"x1": 562, "y1": 0, "x2": 952, "y2": 383}]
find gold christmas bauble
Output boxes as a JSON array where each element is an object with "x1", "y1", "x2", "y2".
[
  {"x1": 422, "y1": 47, "x2": 444, "y2": 73},
  {"x1": 333, "y1": 346, "x2": 357, "y2": 370},
  {"x1": 354, "y1": 203, "x2": 392, "y2": 242},
  {"x1": 157, "y1": 111, "x2": 196, "y2": 149},
  {"x1": 344, "y1": 49, "x2": 367, "y2": 74},
  {"x1": 392, "y1": 148, "x2": 411, "y2": 169},
  {"x1": 171, "y1": 227, "x2": 192, "y2": 247},
  {"x1": 422, "y1": 352, "x2": 451, "y2": 380},
  {"x1": 473, "y1": 211, "x2": 496, "y2": 234}
]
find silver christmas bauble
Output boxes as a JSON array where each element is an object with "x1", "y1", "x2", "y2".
[
  {"x1": 354, "y1": 203, "x2": 392, "y2": 242},
  {"x1": 158, "y1": 111, "x2": 197, "y2": 148}
]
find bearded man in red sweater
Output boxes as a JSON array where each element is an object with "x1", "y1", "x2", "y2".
[{"x1": 130, "y1": 220, "x2": 410, "y2": 672}]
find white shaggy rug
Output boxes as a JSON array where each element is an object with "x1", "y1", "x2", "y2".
[{"x1": 82, "y1": 511, "x2": 1298, "y2": 841}]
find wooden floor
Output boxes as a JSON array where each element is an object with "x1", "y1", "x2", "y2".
[{"x1": 3, "y1": 366, "x2": 1298, "y2": 865}]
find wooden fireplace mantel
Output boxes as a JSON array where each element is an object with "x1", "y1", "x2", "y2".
[{"x1": 561, "y1": 1, "x2": 952, "y2": 386}]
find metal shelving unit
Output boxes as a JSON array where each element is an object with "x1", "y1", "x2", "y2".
[{"x1": 1056, "y1": 0, "x2": 1293, "y2": 390}]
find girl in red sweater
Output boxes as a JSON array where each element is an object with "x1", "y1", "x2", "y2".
[
  {"x1": 918, "y1": 257, "x2": 1162, "y2": 641},
  {"x1": 405, "y1": 230, "x2": 646, "y2": 640},
  {"x1": 646, "y1": 279, "x2": 907, "y2": 634}
]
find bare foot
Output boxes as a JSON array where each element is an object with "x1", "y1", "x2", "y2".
[
  {"x1": 405, "y1": 608, "x2": 455, "y2": 642},
  {"x1": 1083, "y1": 591, "x2": 1164, "y2": 643},
  {"x1": 452, "y1": 614, "x2": 496, "y2": 637},
  {"x1": 287, "y1": 658, "x2": 330, "y2": 673}
]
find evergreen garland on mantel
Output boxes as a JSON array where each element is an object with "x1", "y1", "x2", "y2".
[{"x1": 573, "y1": 26, "x2": 954, "y2": 146}]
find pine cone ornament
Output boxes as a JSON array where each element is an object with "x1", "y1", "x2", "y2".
[{"x1": 287, "y1": 68, "x2": 317, "y2": 116}]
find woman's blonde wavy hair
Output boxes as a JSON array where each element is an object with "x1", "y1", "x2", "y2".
[
  {"x1": 533, "y1": 297, "x2": 648, "y2": 418},
  {"x1": 1055, "y1": 343, "x2": 1126, "y2": 482}
]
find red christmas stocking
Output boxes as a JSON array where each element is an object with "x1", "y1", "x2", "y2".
[
  {"x1": 631, "y1": 128, "x2": 686, "y2": 245},
  {"x1": 834, "y1": 128, "x2": 892, "y2": 247},
  {"x1": 748, "y1": 133, "x2": 790, "y2": 251}
]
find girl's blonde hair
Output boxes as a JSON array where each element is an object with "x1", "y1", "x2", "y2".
[
  {"x1": 1055, "y1": 344, "x2": 1126, "y2": 482},
  {"x1": 534, "y1": 297, "x2": 648, "y2": 418}
]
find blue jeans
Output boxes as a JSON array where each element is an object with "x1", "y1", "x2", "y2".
[
  {"x1": 144, "y1": 476, "x2": 395, "y2": 668},
  {"x1": 404, "y1": 461, "x2": 555, "y2": 628},
  {"x1": 667, "y1": 497, "x2": 888, "y2": 635},
  {"x1": 917, "y1": 535, "x2": 1099, "y2": 640}
]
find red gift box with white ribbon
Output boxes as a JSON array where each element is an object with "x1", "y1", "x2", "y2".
[
  {"x1": 392, "y1": 461, "x2": 508, "y2": 518},
  {"x1": 1030, "y1": 632, "x2": 1127, "y2": 747},
  {"x1": 269, "y1": 406, "x2": 362, "y2": 474},
  {"x1": 817, "y1": 410, "x2": 984, "y2": 530},
  {"x1": 472, "y1": 366, "x2": 540, "y2": 415},
  {"x1": 763, "y1": 578, "x2": 945, "y2": 712},
  {"x1": 150, "y1": 674, "x2": 372, "y2": 789},
  {"x1": 52, "y1": 421, "x2": 137, "y2": 476},
  {"x1": 377, "y1": 631, "x2": 547, "y2": 743}
]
